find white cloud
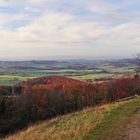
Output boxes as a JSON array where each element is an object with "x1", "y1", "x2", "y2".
[
  {"x1": 0, "y1": 0, "x2": 139, "y2": 59},
  {"x1": 0, "y1": 13, "x2": 26, "y2": 26},
  {"x1": 26, "y1": 0, "x2": 48, "y2": 7},
  {"x1": 87, "y1": 0, "x2": 117, "y2": 14}
]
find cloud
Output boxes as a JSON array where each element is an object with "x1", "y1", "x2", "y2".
[
  {"x1": 0, "y1": 11, "x2": 104, "y2": 42},
  {"x1": 0, "y1": 0, "x2": 140, "y2": 59},
  {"x1": 87, "y1": 0, "x2": 117, "y2": 14}
]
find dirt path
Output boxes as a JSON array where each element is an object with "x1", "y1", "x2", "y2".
[{"x1": 123, "y1": 108, "x2": 140, "y2": 140}]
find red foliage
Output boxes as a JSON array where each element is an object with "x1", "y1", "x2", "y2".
[
  {"x1": 0, "y1": 86, "x2": 12, "y2": 95},
  {"x1": 17, "y1": 76, "x2": 140, "y2": 101},
  {"x1": 0, "y1": 76, "x2": 139, "y2": 137},
  {"x1": 0, "y1": 76, "x2": 139, "y2": 121}
]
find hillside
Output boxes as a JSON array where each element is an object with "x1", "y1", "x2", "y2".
[
  {"x1": 19, "y1": 76, "x2": 87, "y2": 87},
  {"x1": 0, "y1": 76, "x2": 87, "y2": 95},
  {"x1": 0, "y1": 76, "x2": 139, "y2": 138},
  {"x1": 5, "y1": 96, "x2": 140, "y2": 140},
  {"x1": 15, "y1": 76, "x2": 87, "y2": 94}
]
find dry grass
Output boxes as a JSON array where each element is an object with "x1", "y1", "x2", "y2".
[{"x1": 5, "y1": 100, "x2": 132, "y2": 140}]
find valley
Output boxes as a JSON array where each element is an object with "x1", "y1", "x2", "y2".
[
  {"x1": 0, "y1": 59, "x2": 139, "y2": 140},
  {"x1": 0, "y1": 59, "x2": 136, "y2": 86}
]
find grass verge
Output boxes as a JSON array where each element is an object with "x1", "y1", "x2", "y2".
[{"x1": 85, "y1": 96, "x2": 140, "y2": 140}]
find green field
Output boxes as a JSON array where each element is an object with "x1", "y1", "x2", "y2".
[
  {"x1": 0, "y1": 75, "x2": 35, "y2": 86},
  {"x1": 0, "y1": 67, "x2": 135, "y2": 86},
  {"x1": 20, "y1": 69, "x2": 104, "y2": 77},
  {"x1": 0, "y1": 61, "x2": 136, "y2": 86},
  {"x1": 70, "y1": 73, "x2": 113, "y2": 80},
  {"x1": 0, "y1": 69, "x2": 111, "y2": 86}
]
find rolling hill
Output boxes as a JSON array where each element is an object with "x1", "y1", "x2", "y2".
[
  {"x1": 19, "y1": 76, "x2": 87, "y2": 87},
  {"x1": 15, "y1": 76, "x2": 87, "y2": 94}
]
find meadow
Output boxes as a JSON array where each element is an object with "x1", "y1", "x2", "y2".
[
  {"x1": 0, "y1": 75, "x2": 35, "y2": 86},
  {"x1": 0, "y1": 69, "x2": 110, "y2": 86},
  {"x1": 0, "y1": 61, "x2": 136, "y2": 86}
]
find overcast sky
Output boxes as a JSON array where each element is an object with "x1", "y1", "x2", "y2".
[{"x1": 0, "y1": 0, "x2": 140, "y2": 60}]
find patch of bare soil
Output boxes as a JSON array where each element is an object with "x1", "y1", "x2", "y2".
[{"x1": 123, "y1": 108, "x2": 140, "y2": 140}]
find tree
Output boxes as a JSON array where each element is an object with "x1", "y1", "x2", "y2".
[{"x1": 135, "y1": 53, "x2": 140, "y2": 78}]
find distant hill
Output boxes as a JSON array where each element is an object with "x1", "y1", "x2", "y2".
[
  {"x1": 105, "y1": 59, "x2": 138, "y2": 67},
  {"x1": 0, "y1": 59, "x2": 137, "y2": 70},
  {"x1": 16, "y1": 76, "x2": 87, "y2": 94},
  {"x1": 20, "y1": 76, "x2": 86, "y2": 86}
]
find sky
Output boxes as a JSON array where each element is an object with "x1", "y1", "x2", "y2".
[{"x1": 0, "y1": 0, "x2": 140, "y2": 60}]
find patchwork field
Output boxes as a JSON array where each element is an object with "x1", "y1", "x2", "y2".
[{"x1": 0, "y1": 59, "x2": 136, "y2": 86}]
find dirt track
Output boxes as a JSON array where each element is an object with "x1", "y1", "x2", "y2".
[{"x1": 123, "y1": 108, "x2": 140, "y2": 140}]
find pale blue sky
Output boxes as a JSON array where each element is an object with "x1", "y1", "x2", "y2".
[{"x1": 0, "y1": 0, "x2": 140, "y2": 60}]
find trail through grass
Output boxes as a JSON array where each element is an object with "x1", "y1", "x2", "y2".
[{"x1": 85, "y1": 96, "x2": 140, "y2": 140}]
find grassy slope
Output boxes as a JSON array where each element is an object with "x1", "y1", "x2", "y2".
[
  {"x1": 0, "y1": 75, "x2": 35, "y2": 86},
  {"x1": 85, "y1": 96, "x2": 140, "y2": 140},
  {"x1": 70, "y1": 73, "x2": 113, "y2": 80},
  {"x1": 5, "y1": 97, "x2": 140, "y2": 140}
]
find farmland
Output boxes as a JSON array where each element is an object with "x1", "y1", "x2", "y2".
[
  {"x1": 0, "y1": 75, "x2": 35, "y2": 86},
  {"x1": 0, "y1": 59, "x2": 139, "y2": 139},
  {"x1": 0, "y1": 59, "x2": 136, "y2": 86}
]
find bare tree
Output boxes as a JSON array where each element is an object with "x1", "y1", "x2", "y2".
[{"x1": 135, "y1": 53, "x2": 140, "y2": 78}]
